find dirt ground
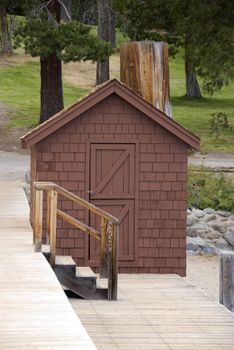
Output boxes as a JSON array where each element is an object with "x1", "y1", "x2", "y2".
[
  {"x1": 0, "y1": 102, "x2": 30, "y2": 152},
  {"x1": 186, "y1": 254, "x2": 219, "y2": 301}
]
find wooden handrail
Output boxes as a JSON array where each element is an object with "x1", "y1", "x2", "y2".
[
  {"x1": 34, "y1": 181, "x2": 119, "y2": 224},
  {"x1": 57, "y1": 209, "x2": 101, "y2": 241},
  {"x1": 33, "y1": 181, "x2": 119, "y2": 300}
]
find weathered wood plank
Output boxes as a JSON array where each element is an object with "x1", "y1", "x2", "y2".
[
  {"x1": 99, "y1": 217, "x2": 108, "y2": 278},
  {"x1": 71, "y1": 272, "x2": 234, "y2": 350},
  {"x1": 0, "y1": 182, "x2": 96, "y2": 349},
  {"x1": 120, "y1": 41, "x2": 172, "y2": 117},
  {"x1": 57, "y1": 209, "x2": 101, "y2": 241},
  {"x1": 48, "y1": 189, "x2": 57, "y2": 268},
  {"x1": 34, "y1": 189, "x2": 43, "y2": 251},
  {"x1": 34, "y1": 182, "x2": 119, "y2": 224},
  {"x1": 220, "y1": 251, "x2": 234, "y2": 312}
]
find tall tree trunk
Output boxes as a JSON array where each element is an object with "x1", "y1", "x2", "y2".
[
  {"x1": 40, "y1": 53, "x2": 64, "y2": 123},
  {"x1": 110, "y1": 10, "x2": 116, "y2": 47},
  {"x1": 0, "y1": 8, "x2": 13, "y2": 55},
  {"x1": 39, "y1": 0, "x2": 63, "y2": 123},
  {"x1": 60, "y1": 0, "x2": 72, "y2": 21},
  {"x1": 185, "y1": 47, "x2": 202, "y2": 98},
  {"x1": 96, "y1": 0, "x2": 115, "y2": 85}
]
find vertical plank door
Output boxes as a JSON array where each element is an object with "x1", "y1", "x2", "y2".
[{"x1": 88, "y1": 144, "x2": 136, "y2": 264}]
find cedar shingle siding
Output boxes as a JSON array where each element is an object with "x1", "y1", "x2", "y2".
[{"x1": 23, "y1": 80, "x2": 199, "y2": 276}]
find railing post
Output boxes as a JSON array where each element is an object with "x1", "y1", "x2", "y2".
[
  {"x1": 108, "y1": 223, "x2": 119, "y2": 301},
  {"x1": 220, "y1": 251, "x2": 234, "y2": 312},
  {"x1": 100, "y1": 217, "x2": 108, "y2": 278},
  {"x1": 48, "y1": 189, "x2": 57, "y2": 269},
  {"x1": 34, "y1": 188, "x2": 43, "y2": 252},
  {"x1": 46, "y1": 190, "x2": 52, "y2": 245}
]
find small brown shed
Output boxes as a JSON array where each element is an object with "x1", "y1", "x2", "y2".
[{"x1": 22, "y1": 79, "x2": 200, "y2": 276}]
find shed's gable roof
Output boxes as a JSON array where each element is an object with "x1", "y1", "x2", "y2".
[{"x1": 21, "y1": 79, "x2": 200, "y2": 150}]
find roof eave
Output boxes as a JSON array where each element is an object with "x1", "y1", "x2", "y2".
[{"x1": 21, "y1": 80, "x2": 116, "y2": 149}]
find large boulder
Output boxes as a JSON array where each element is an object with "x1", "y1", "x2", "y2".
[
  {"x1": 224, "y1": 229, "x2": 234, "y2": 247},
  {"x1": 216, "y1": 238, "x2": 229, "y2": 249},
  {"x1": 203, "y1": 208, "x2": 215, "y2": 215},
  {"x1": 217, "y1": 210, "x2": 232, "y2": 218},
  {"x1": 199, "y1": 229, "x2": 221, "y2": 240},
  {"x1": 202, "y1": 245, "x2": 217, "y2": 255},
  {"x1": 186, "y1": 214, "x2": 199, "y2": 227},
  {"x1": 208, "y1": 221, "x2": 226, "y2": 234},
  {"x1": 187, "y1": 223, "x2": 209, "y2": 237},
  {"x1": 187, "y1": 236, "x2": 206, "y2": 249}
]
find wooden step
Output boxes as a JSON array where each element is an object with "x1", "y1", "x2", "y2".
[
  {"x1": 96, "y1": 278, "x2": 108, "y2": 289},
  {"x1": 42, "y1": 244, "x2": 50, "y2": 254},
  {"x1": 76, "y1": 266, "x2": 96, "y2": 280},
  {"x1": 56, "y1": 270, "x2": 107, "y2": 300},
  {"x1": 55, "y1": 255, "x2": 76, "y2": 266}
]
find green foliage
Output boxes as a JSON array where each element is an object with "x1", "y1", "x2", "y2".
[
  {"x1": 209, "y1": 112, "x2": 232, "y2": 140},
  {"x1": 14, "y1": 18, "x2": 112, "y2": 62},
  {"x1": 188, "y1": 167, "x2": 234, "y2": 212}
]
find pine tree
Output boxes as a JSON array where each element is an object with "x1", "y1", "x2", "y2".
[
  {"x1": 14, "y1": 0, "x2": 112, "y2": 123},
  {"x1": 0, "y1": 1, "x2": 14, "y2": 55},
  {"x1": 96, "y1": 0, "x2": 116, "y2": 85}
]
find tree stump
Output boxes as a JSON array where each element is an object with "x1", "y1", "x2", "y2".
[
  {"x1": 120, "y1": 41, "x2": 172, "y2": 117},
  {"x1": 220, "y1": 251, "x2": 234, "y2": 312}
]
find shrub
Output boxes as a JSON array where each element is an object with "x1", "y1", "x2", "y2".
[
  {"x1": 209, "y1": 112, "x2": 232, "y2": 139},
  {"x1": 188, "y1": 166, "x2": 234, "y2": 212}
]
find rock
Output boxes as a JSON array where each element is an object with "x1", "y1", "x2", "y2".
[
  {"x1": 193, "y1": 209, "x2": 205, "y2": 218},
  {"x1": 186, "y1": 243, "x2": 199, "y2": 252},
  {"x1": 187, "y1": 223, "x2": 209, "y2": 237},
  {"x1": 220, "y1": 218, "x2": 228, "y2": 222},
  {"x1": 204, "y1": 214, "x2": 217, "y2": 222},
  {"x1": 186, "y1": 214, "x2": 199, "y2": 227},
  {"x1": 186, "y1": 208, "x2": 234, "y2": 254},
  {"x1": 187, "y1": 236, "x2": 206, "y2": 247},
  {"x1": 217, "y1": 210, "x2": 232, "y2": 217},
  {"x1": 199, "y1": 229, "x2": 221, "y2": 240},
  {"x1": 224, "y1": 229, "x2": 234, "y2": 247},
  {"x1": 208, "y1": 222, "x2": 226, "y2": 234},
  {"x1": 226, "y1": 219, "x2": 234, "y2": 228},
  {"x1": 202, "y1": 245, "x2": 217, "y2": 255},
  {"x1": 216, "y1": 238, "x2": 229, "y2": 249},
  {"x1": 203, "y1": 208, "x2": 215, "y2": 215}
]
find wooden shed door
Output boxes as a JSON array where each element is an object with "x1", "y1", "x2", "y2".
[{"x1": 89, "y1": 143, "x2": 136, "y2": 262}]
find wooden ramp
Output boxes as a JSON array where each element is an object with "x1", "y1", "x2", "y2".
[
  {"x1": 0, "y1": 182, "x2": 96, "y2": 349},
  {"x1": 71, "y1": 274, "x2": 234, "y2": 350}
]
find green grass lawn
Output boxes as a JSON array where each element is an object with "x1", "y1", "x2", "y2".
[
  {"x1": 170, "y1": 51, "x2": 234, "y2": 152},
  {"x1": 0, "y1": 61, "x2": 88, "y2": 128}
]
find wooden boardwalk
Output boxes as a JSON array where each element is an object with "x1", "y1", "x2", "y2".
[
  {"x1": 71, "y1": 274, "x2": 234, "y2": 350},
  {"x1": 0, "y1": 182, "x2": 96, "y2": 349}
]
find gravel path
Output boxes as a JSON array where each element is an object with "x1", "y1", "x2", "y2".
[
  {"x1": 0, "y1": 150, "x2": 29, "y2": 181},
  {"x1": 189, "y1": 152, "x2": 234, "y2": 172}
]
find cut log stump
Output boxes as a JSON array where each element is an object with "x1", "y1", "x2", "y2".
[{"x1": 120, "y1": 41, "x2": 172, "y2": 117}]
